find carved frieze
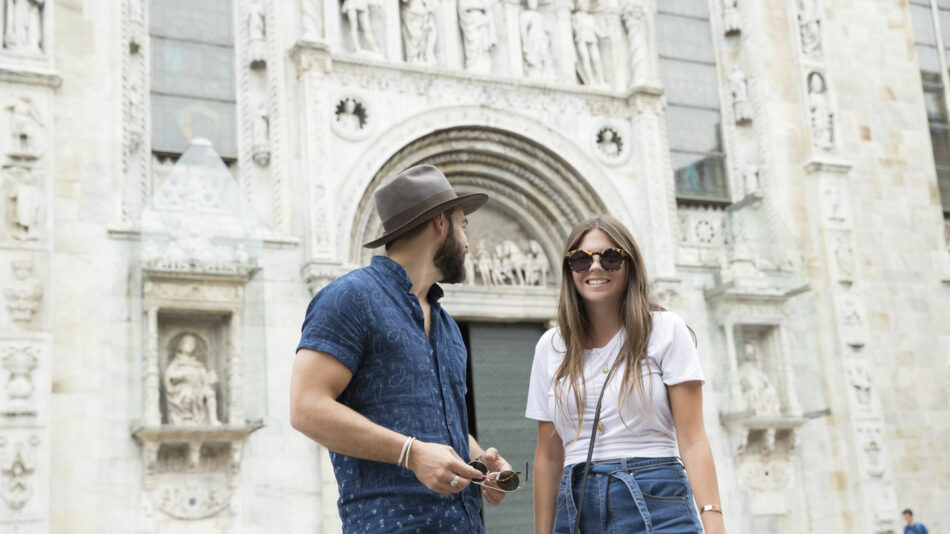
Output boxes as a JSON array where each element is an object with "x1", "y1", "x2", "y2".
[
  {"x1": 0, "y1": 432, "x2": 39, "y2": 513},
  {"x1": 465, "y1": 207, "x2": 554, "y2": 288},
  {"x1": 143, "y1": 281, "x2": 243, "y2": 306},
  {"x1": 4, "y1": 261, "x2": 41, "y2": 324}
]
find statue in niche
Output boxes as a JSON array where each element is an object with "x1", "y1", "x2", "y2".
[
  {"x1": 4, "y1": 165, "x2": 40, "y2": 240},
  {"x1": 833, "y1": 231, "x2": 853, "y2": 281},
  {"x1": 822, "y1": 184, "x2": 845, "y2": 223},
  {"x1": 797, "y1": 0, "x2": 822, "y2": 57},
  {"x1": 741, "y1": 159, "x2": 760, "y2": 198},
  {"x1": 401, "y1": 0, "x2": 437, "y2": 65},
  {"x1": 620, "y1": 3, "x2": 647, "y2": 88},
  {"x1": 3, "y1": 0, "x2": 43, "y2": 54},
  {"x1": 164, "y1": 333, "x2": 220, "y2": 426},
  {"x1": 722, "y1": 0, "x2": 740, "y2": 35},
  {"x1": 596, "y1": 128, "x2": 622, "y2": 158},
  {"x1": 4, "y1": 261, "x2": 42, "y2": 323},
  {"x1": 341, "y1": 0, "x2": 380, "y2": 55},
  {"x1": 247, "y1": 2, "x2": 267, "y2": 68},
  {"x1": 458, "y1": 0, "x2": 496, "y2": 73},
  {"x1": 738, "y1": 343, "x2": 781, "y2": 416},
  {"x1": 252, "y1": 103, "x2": 270, "y2": 166},
  {"x1": 335, "y1": 98, "x2": 366, "y2": 133},
  {"x1": 807, "y1": 71, "x2": 834, "y2": 149},
  {"x1": 520, "y1": 0, "x2": 554, "y2": 81},
  {"x1": 572, "y1": 0, "x2": 605, "y2": 86},
  {"x1": 729, "y1": 70, "x2": 752, "y2": 124},
  {"x1": 841, "y1": 297, "x2": 865, "y2": 347},
  {"x1": 6, "y1": 97, "x2": 42, "y2": 159}
]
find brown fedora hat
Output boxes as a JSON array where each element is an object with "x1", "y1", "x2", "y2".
[{"x1": 363, "y1": 164, "x2": 488, "y2": 248}]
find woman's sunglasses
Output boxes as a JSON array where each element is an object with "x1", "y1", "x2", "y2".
[{"x1": 564, "y1": 248, "x2": 627, "y2": 273}]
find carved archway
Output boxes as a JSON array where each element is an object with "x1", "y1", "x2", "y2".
[{"x1": 351, "y1": 126, "x2": 609, "y2": 319}]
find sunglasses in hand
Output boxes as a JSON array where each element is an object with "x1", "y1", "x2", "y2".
[
  {"x1": 468, "y1": 457, "x2": 529, "y2": 493},
  {"x1": 565, "y1": 248, "x2": 627, "y2": 273}
]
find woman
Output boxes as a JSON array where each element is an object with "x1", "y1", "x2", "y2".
[{"x1": 526, "y1": 215, "x2": 725, "y2": 534}]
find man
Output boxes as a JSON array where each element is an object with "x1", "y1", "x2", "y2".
[
  {"x1": 903, "y1": 509, "x2": 929, "y2": 534},
  {"x1": 291, "y1": 164, "x2": 511, "y2": 533}
]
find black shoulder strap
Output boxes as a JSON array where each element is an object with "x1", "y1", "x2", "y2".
[{"x1": 571, "y1": 363, "x2": 621, "y2": 534}]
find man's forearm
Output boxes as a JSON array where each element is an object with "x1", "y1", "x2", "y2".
[{"x1": 292, "y1": 393, "x2": 407, "y2": 465}]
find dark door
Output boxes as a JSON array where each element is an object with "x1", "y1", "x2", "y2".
[{"x1": 462, "y1": 321, "x2": 546, "y2": 534}]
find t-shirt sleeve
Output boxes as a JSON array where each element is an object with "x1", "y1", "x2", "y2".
[
  {"x1": 525, "y1": 330, "x2": 555, "y2": 421},
  {"x1": 658, "y1": 313, "x2": 705, "y2": 386},
  {"x1": 296, "y1": 277, "x2": 366, "y2": 374}
]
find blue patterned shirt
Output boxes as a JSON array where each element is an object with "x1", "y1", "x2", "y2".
[{"x1": 297, "y1": 256, "x2": 482, "y2": 533}]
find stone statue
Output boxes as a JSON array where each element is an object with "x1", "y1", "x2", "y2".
[
  {"x1": 738, "y1": 343, "x2": 781, "y2": 416},
  {"x1": 4, "y1": 261, "x2": 41, "y2": 323},
  {"x1": 458, "y1": 0, "x2": 496, "y2": 73},
  {"x1": 797, "y1": 0, "x2": 821, "y2": 57},
  {"x1": 336, "y1": 98, "x2": 363, "y2": 132},
  {"x1": 833, "y1": 232, "x2": 853, "y2": 281},
  {"x1": 620, "y1": 3, "x2": 647, "y2": 88},
  {"x1": 3, "y1": 0, "x2": 43, "y2": 54},
  {"x1": 520, "y1": 0, "x2": 554, "y2": 80},
  {"x1": 807, "y1": 71, "x2": 834, "y2": 149},
  {"x1": 729, "y1": 70, "x2": 752, "y2": 124},
  {"x1": 401, "y1": 0, "x2": 437, "y2": 65},
  {"x1": 475, "y1": 247, "x2": 494, "y2": 285},
  {"x1": 741, "y1": 160, "x2": 760, "y2": 197},
  {"x1": 252, "y1": 104, "x2": 270, "y2": 166},
  {"x1": 164, "y1": 334, "x2": 220, "y2": 426},
  {"x1": 247, "y1": 2, "x2": 267, "y2": 68},
  {"x1": 597, "y1": 128, "x2": 621, "y2": 158},
  {"x1": 7, "y1": 97, "x2": 42, "y2": 159},
  {"x1": 722, "y1": 0, "x2": 740, "y2": 35},
  {"x1": 6, "y1": 165, "x2": 40, "y2": 240},
  {"x1": 341, "y1": 0, "x2": 380, "y2": 55},
  {"x1": 572, "y1": 0, "x2": 605, "y2": 86}
]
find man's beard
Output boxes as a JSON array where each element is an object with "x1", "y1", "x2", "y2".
[{"x1": 434, "y1": 219, "x2": 466, "y2": 284}]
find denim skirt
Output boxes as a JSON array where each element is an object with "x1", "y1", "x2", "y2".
[{"x1": 553, "y1": 457, "x2": 703, "y2": 534}]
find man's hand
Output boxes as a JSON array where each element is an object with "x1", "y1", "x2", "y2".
[
  {"x1": 479, "y1": 447, "x2": 513, "y2": 506},
  {"x1": 407, "y1": 440, "x2": 485, "y2": 495}
]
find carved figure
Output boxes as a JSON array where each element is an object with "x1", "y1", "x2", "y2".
[
  {"x1": 164, "y1": 334, "x2": 220, "y2": 426},
  {"x1": 2, "y1": 345, "x2": 37, "y2": 403},
  {"x1": 475, "y1": 247, "x2": 494, "y2": 285},
  {"x1": 620, "y1": 3, "x2": 647, "y2": 88},
  {"x1": 841, "y1": 297, "x2": 865, "y2": 347},
  {"x1": 722, "y1": 0, "x2": 740, "y2": 35},
  {"x1": 4, "y1": 261, "x2": 41, "y2": 323},
  {"x1": 808, "y1": 71, "x2": 834, "y2": 149},
  {"x1": 401, "y1": 0, "x2": 437, "y2": 65},
  {"x1": 7, "y1": 97, "x2": 42, "y2": 159},
  {"x1": 5, "y1": 165, "x2": 40, "y2": 240},
  {"x1": 252, "y1": 104, "x2": 270, "y2": 166},
  {"x1": 797, "y1": 0, "x2": 821, "y2": 56},
  {"x1": 596, "y1": 128, "x2": 621, "y2": 158},
  {"x1": 833, "y1": 232, "x2": 853, "y2": 281},
  {"x1": 3, "y1": 0, "x2": 43, "y2": 54},
  {"x1": 738, "y1": 343, "x2": 781, "y2": 416},
  {"x1": 572, "y1": 0, "x2": 605, "y2": 86},
  {"x1": 247, "y1": 2, "x2": 267, "y2": 68},
  {"x1": 742, "y1": 160, "x2": 760, "y2": 197},
  {"x1": 458, "y1": 0, "x2": 496, "y2": 73},
  {"x1": 520, "y1": 0, "x2": 554, "y2": 80},
  {"x1": 729, "y1": 70, "x2": 752, "y2": 124},
  {"x1": 336, "y1": 98, "x2": 363, "y2": 132},
  {"x1": 341, "y1": 0, "x2": 380, "y2": 54}
]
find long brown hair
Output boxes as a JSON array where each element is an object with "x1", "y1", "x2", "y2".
[{"x1": 553, "y1": 215, "x2": 662, "y2": 438}]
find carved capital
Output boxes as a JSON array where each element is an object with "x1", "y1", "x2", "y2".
[{"x1": 290, "y1": 41, "x2": 332, "y2": 78}]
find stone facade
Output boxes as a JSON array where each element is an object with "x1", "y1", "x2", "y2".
[{"x1": 0, "y1": 0, "x2": 940, "y2": 532}]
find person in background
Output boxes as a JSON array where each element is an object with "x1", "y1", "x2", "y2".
[{"x1": 903, "y1": 509, "x2": 929, "y2": 534}]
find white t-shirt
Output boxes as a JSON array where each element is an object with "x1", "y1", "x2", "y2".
[{"x1": 525, "y1": 311, "x2": 704, "y2": 465}]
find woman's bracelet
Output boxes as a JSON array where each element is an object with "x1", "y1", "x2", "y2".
[{"x1": 699, "y1": 504, "x2": 723, "y2": 515}]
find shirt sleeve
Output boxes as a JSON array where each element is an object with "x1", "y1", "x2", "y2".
[
  {"x1": 657, "y1": 313, "x2": 705, "y2": 386},
  {"x1": 296, "y1": 276, "x2": 367, "y2": 374},
  {"x1": 525, "y1": 330, "x2": 556, "y2": 421}
]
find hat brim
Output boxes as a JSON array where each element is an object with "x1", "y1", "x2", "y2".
[{"x1": 363, "y1": 192, "x2": 488, "y2": 248}]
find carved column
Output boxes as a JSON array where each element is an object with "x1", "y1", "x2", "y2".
[
  {"x1": 604, "y1": 5, "x2": 626, "y2": 92},
  {"x1": 144, "y1": 306, "x2": 161, "y2": 426},
  {"x1": 554, "y1": 0, "x2": 575, "y2": 83},
  {"x1": 441, "y1": 0, "x2": 463, "y2": 69},
  {"x1": 503, "y1": 0, "x2": 524, "y2": 77},
  {"x1": 228, "y1": 312, "x2": 245, "y2": 425},
  {"x1": 628, "y1": 89, "x2": 678, "y2": 280},
  {"x1": 301, "y1": 0, "x2": 326, "y2": 41}
]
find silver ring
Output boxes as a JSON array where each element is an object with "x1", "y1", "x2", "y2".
[{"x1": 449, "y1": 474, "x2": 460, "y2": 488}]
